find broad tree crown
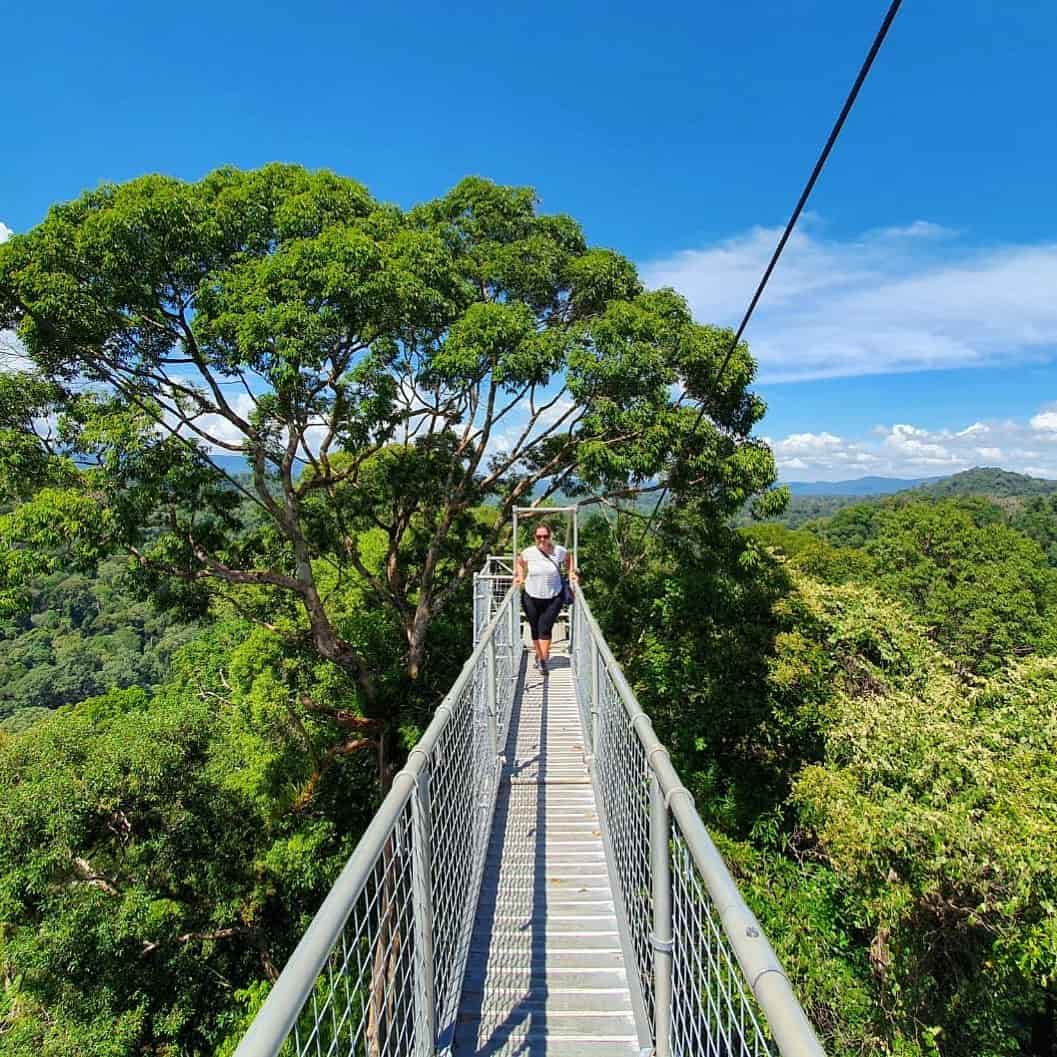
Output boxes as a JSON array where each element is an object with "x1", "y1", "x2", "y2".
[{"x1": 0, "y1": 164, "x2": 776, "y2": 742}]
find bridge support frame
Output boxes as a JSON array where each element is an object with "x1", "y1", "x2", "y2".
[
  {"x1": 650, "y1": 773, "x2": 674, "y2": 1057},
  {"x1": 486, "y1": 636, "x2": 498, "y2": 757},
  {"x1": 411, "y1": 767, "x2": 437, "y2": 1056},
  {"x1": 590, "y1": 636, "x2": 600, "y2": 755}
]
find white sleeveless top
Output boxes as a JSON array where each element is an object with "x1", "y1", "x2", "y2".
[{"x1": 521, "y1": 544, "x2": 568, "y2": 599}]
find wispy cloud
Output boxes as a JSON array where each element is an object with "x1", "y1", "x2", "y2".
[
  {"x1": 642, "y1": 220, "x2": 1057, "y2": 383},
  {"x1": 768, "y1": 406, "x2": 1057, "y2": 482}
]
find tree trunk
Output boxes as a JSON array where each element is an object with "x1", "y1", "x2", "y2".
[{"x1": 406, "y1": 598, "x2": 432, "y2": 682}]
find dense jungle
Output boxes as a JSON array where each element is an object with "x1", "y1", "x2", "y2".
[{"x1": 0, "y1": 166, "x2": 1055, "y2": 1057}]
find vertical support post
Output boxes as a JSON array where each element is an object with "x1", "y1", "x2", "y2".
[
  {"x1": 511, "y1": 510, "x2": 519, "y2": 574},
  {"x1": 509, "y1": 582, "x2": 519, "y2": 670},
  {"x1": 571, "y1": 506, "x2": 579, "y2": 581},
  {"x1": 651, "y1": 772, "x2": 673, "y2": 1057},
  {"x1": 486, "y1": 633, "x2": 498, "y2": 757},
  {"x1": 411, "y1": 768, "x2": 437, "y2": 1056},
  {"x1": 589, "y1": 634, "x2": 600, "y2": 758}
]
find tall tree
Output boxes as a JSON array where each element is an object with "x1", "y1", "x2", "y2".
[{"x1": 0, "y1": 165, "x2": 775, "y2": 779}]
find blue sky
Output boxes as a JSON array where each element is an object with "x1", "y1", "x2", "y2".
[{"x1": 3, "y1": 0, "x2": 1057, "y2": 480}]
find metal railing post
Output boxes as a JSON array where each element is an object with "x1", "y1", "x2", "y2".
[
  {"x1": 509, "y1": 585, "x2": 519, "y2": 672},
  {"x1": 651, "y1": 771, "x2": 673, "y2": 1057},
  {"x1": 486, "y1": 634, "x2": 498, "y2": 757},
  {"x1": 589, "y1": 634, "x2": 600, "y2": 757},
  {"x1": 411, "y1": 765, "x2": 437, "y2": 1056}
]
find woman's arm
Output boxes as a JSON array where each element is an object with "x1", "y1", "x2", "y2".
[{"x1": 514, "y1": 554, "x2": 527, "y2": 587}]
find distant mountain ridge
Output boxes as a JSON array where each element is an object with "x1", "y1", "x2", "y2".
[
  {"x1": 785, "y1": 475, "x2": 938, "y2": 496},
  {"x1": 756, "y1": 467, "x2": 1057, "y2": 530},
  {"x1": 199, "y1": 458, "x2": 1057, "y2": 503},
  {"x1": 910, "y1": 467, "x2": 1057, "y2": 498},
  {"x1": 784, "y1": 468, "x2": 1057, "y2": 498}
]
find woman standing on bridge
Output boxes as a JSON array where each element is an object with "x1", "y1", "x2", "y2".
[{"x1": 513, "y1": 523, "x2": 577, "y2": 674}]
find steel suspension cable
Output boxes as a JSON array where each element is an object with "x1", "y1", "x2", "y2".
[{"x1": 630, "y1": 0, "x2": 904, "y2": 550}]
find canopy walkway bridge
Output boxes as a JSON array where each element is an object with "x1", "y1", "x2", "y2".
[{"x1": 234, "y1": 532, "x2": 824, "y2": 1057}]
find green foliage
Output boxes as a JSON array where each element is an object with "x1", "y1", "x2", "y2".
[
  {"x1": 741, "y1": 467, "x2": 1057, "y2": 534},
  {"x1": 763, "y1": 497, "x2": 1057, "y2": 677},
  {"x1": 0, "y1": 373, "x2": 72, "y2": 501},
  {"x1": 0, "y1": 707, "x2": 53, "y2": 734},
  {"x1": 0, "y1": 493, "x2": 488, "y2": 1054},
  {"x1": 0, "y1": 165, "x2": 776, "y2": 772},
  {"x1": 810, "y1": 500, "x2": 887, "y2": 548},
  {"x1": 588, "y1": 489, "x2": 1057, "y2": 1054},
  {"x1": 734, "y1": 573, "x2": 1057, "y2": 1054},
  {"x1": 787, "y1": 581, "x2": 1057, "y2": 1055},
  {"x1": 742, "y1": 522, "x2": 875, "y2": 585},
  {"x1": 863, "y1": 501, "x2": 1057, "y2": 675},
  {"x1": 913, "y1": 467, "x2": 1057, "y2": 499},
  {"x1": 1011, "y1": 494, "x2": 1057, "y2": 567},
  {"x1": 0, "y1": 556, "x2": 197, "y2": 721},
  {"x1": 735, "y1": 491, "x2": 875, "y2": 528},
  {"x1": 0, "y1": 619, "x2": 378, "y2": 1057},
  {"x1": 583, "y1": 512, "x2": 797, "y2": 830}
]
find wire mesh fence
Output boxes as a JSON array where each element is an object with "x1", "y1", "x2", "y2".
[
  {"x1": 234, "y1": 587, "x2": 521, "y2": 1057},
  {"x1": 472, "y1": 556, "x2": 515, "y2": 644},
  {"x1": 591, "y1": 647, "x2": 655, "y2": 1029},
  {"x1": 670, "y1": 823, "x2": 773, "y2": 1057},
  {"x1": 284, "y1": 803, "x2": 419, "y2": 1057},
  {"x1": 571, "y1": 593, "x2": 823, "y2": 1057}
]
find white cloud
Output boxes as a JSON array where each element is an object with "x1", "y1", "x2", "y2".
[
  {"x1": 771, "y1": 431, "x2": 844, "y2": 456},
  {"x1": 883, "y1": 423, "x2": 960, "y2": 465},
  {"x1": 772, "y1": 406, "x2": 1057, "y2": 482},
  {"x1": 642, "y1": 220, "x2": 1057, "y2": 383},
  {"x1": 186, "y1": 393, "x2": 258, "y2": 450},
  {"x1": 0, "y1": 222, "x2": 11, "y2": 244},
  {"x1": 869, "y1": 220, "x2": 952, "y2": 241},
  {"x1": 1029, "y1": 410, "x2": 1057, "y2": 432}
]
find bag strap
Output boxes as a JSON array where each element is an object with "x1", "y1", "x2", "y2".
[{"x1": 540, "y1": 548, "x2": 567, "y2": 581}]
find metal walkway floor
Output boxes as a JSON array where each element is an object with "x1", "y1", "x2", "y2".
[{"x1": 452, "y1": 642, "x2": 640, "y2": 1056}]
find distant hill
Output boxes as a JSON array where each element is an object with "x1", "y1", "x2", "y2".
[
  {"x1": 911, "y1": 467, "x2": 1057, "y2": 499},
  {"x1": 785, "y1": 475, "x2": 938, "y2": 496},
  {"x1": 749, "y1": 467, "x2": 1057, "y2": 529},
  {"x1": 783, "y1": 468, "x2": 1057, "y2": 500},
  {"x1": 212, "y1": 453, "x2": 251, "y2": 476}
]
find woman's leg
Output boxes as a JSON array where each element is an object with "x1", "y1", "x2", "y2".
[
  {"x1": 535, "y1": 595, "x2": 564, "y2": 666},
  {"x1": 522, "y1": 594, "x2": 544, "y2": 662}
]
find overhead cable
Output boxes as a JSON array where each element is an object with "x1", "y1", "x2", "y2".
[{"x1": 633, "y1": 0, "x2": 905, "y2": 545}]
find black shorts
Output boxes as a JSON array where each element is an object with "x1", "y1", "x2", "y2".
[{"x1": 522, "y1": 592, "x2": 563, "y2": 641}]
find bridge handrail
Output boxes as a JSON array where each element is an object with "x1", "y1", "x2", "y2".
[
  {"x1": 234, "y1": 586, "x2": 520, "y2": 1057},
  {"x1": 572, "y1": 592, "x2": 825, "y2": 1057}
]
